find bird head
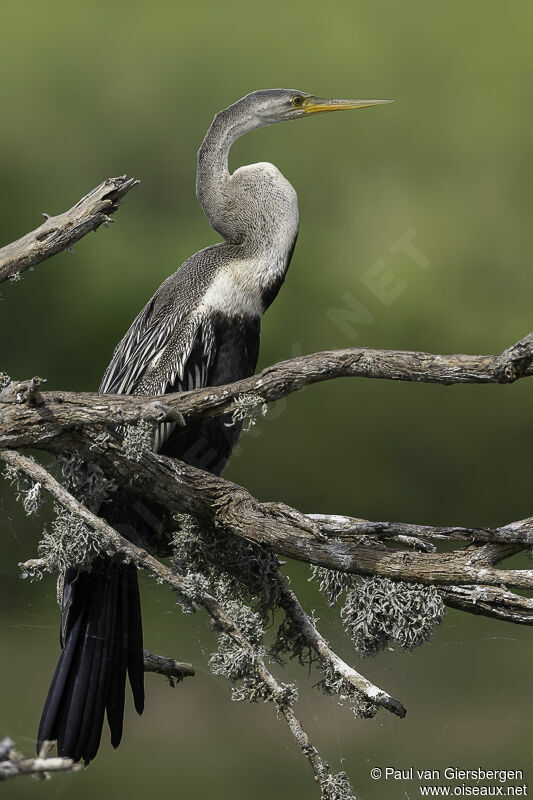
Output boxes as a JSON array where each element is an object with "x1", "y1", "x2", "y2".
[{"x1": 236, "y1": 88, "x2": 393, "y2": 125}]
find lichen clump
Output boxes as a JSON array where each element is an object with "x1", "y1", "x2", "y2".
[
  {"x1": 318, "y1": 664, "x2": 378, "y2": 719},
  {"x1": 172, "y1": 518, "x2": 299, "y2": 706},
  {"x1": 58, "y1": 452, "x2": 116, "y2": 510},
  {"x1": 172, "y1": 513, "x2": 282, "y2": 613},
  {"x1": 309, "y1": 565, "x2": 352, "y2": 607},
  {"x1": 340, "y1": 576, "x2": 445, "y2": 657},
  {"x1": 226, "y1": 393, "x2": 267, "y2": 432},
  {"x1": 208, "y1": 601, "x2": 298, "y2": 705},
  {"x1": 4, "y1": 453, "x2": 115, "y2": 582},
  {"x1": 309, "y1": 565, "x2": 445, "y2": 658},
  {"x1": 322, "y1": 771, "x2": 356, "y2": 800},
  {"x1": 3, "y1": 464, "x2": 43, "y2": 517},
  {"x1": 122, "y1": 419, "x2": 155, "y2": 461},
  {"x1": 208, "y1": 602, "x2": 263, "y2": 684},
  {"x1": 37, "y1": 506, "x2": 105, "y2": 575}
]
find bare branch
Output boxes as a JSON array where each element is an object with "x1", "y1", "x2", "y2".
[
  {"x1": 275, "y1": 576, "x2": 407, "y2": 716},
  {"x1": 11, "y1": 434, "x2": 533, "y2": 595},
  {"x1": 309, "y1": 513, "x2": 533, "y2": 548},
  {"x1": 20, "y1": 431, "x2": 530, "y2": 595},
  {"x1": 0, "y1": 737, "x2": 81, "y2": 781},
  {"x1": 4, "y1": 175, "x2": 530, "y2": 798},
  {"x1": 3, "y1": 332, "x2": 533, "y2": 450},
  {"x1": 3, "y1": 434, "x2": 531, "y2": 627},
  {"x1": 441, "y1": 585, "x2": 533, "y2": 624},
  {"x1": 0, "y1": 176, "x2": 139, "y2": 284},
  {"x1": 143, "y1": 650, "x2": 195, "y2": 685}
]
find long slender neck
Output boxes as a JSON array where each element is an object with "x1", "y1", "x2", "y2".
[
  {"x1": 196, "y1": 106, "x2": 259, "y2": 242},
  {"x1": 196, "y1": 102, "x2": 299, "y2": 269}
]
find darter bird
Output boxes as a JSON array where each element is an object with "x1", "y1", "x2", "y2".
[{"x1": 37, "y1": 89, "x2": 391, "y2": 763}]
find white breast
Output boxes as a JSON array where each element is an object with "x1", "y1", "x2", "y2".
[
  {"x1": 199, "y1": 262, "x2": 265, "y2": 317},
  {"x1": 199, "y1": 162, "x2": 299, "y2": 319}
]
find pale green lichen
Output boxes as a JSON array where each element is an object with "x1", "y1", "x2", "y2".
[
  {"x1": 172, "y1": 515, "x2": 281, "y2": 614},
  {"x1": 309, "y1": 565, "x2": 354, "y2": 607},
  {"x1": 0, "y1": 372, "x2": 11, "y2": 391},
  {"x1": 122, "y1": 419, "x2": 155, "y2": 461},
  {"x1": 3, "y1": 464, "x2": 19, "y2": 483},
  {"x1": 2, "y1": 463, "x2": 43, "y2": 516},
  {"x1": 172, "y1": 519, "x2": 298, "y2": 707},
  {"x1": 232, "y1": 677, "x2": 298, "y2": 705},
  {"x1": 175, "y1": 571, "x2": 212, "y2": 613},
  {"x1": 341, "y1": 577, "x2": 445, "y2": 657},
  {"x1": 209, "y1": 602, "x2": 264, "y2": 681},
  {"x1": 4, "y1": 459, "x2": 103, "y2": 580},
  {"x1": 208, "y1": 599, "x2": 298, "y2": 706},
  {"x1": 318, "y1": 663, "x2": 378, "y2": 719},
  {"x1": 58, "y1": 452, "x2": 116, "y2": 510},
  {"x1": 226, "y1": 393, "x2": 267, "y2": 432},
  {"x1": 22, "y1": 481, "x2": 42, "y2": 516},
  {"x1": 230, "y1": 675, "x2": 273, "y2": 703},
  {"x1": 37, "y1": 506, "x2": 104, "y2": 575},
  {"x1": 321, "y1": 771, "x2": 356, "y2": 800}
]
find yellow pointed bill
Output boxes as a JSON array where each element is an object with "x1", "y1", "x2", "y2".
[{"x1": 303, "y1": 97, "x2": 393, "y2": 114}]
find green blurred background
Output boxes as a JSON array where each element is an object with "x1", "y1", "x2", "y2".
[{"x1": 1, "y1": 0, "x2": 532, "y2": 797}]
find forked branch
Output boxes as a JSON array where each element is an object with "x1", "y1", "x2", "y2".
[
  {"x1": 0, "y1": 175, "x2": 138, "y2": 284},
  {"x1": 3, "y1": 449, "x2": 357, "y2": 797},
  {"x1": 3, "y1": 414, "x2": 532, "y2": 625},
  {"x1": 0, "y1": 737, "x2": 81, "y2": 781}
]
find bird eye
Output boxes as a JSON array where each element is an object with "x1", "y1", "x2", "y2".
[{"x1": 291, "y1": 95, "x2": 305, "y2": 108}]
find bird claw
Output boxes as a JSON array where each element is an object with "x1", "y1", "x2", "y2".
[{"x1": 143, "y1": 401, "x2": 185, "y2": 427}]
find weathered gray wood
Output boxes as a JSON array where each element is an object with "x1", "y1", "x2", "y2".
[
  {"x1": 0, "y1": 176, "x2": 138, "y2": 283},
  {"x1": 143, "y1": 650, "x2": 195, "y2": 683},
  {"x1": 0, "y1": 737, "x2": 80, "y2": 781},
  {"x1": 2, "y1": 450, "x2": 386, "y2": 794},
  {"x1": 5, "y1": 448, "x2": 407, "y2": 719},
  {"x1": 2, "y1": 333, "x2": 533, "y2": 450},
  {"x1": 442, "y1": 585, "x2": 533, "y2": 624},
  {"x1": 4, "y1": 171, "x2": 531, "y2": 797},
  {"x1": 309, "y1": 513, "x2": 533, "y2": 548},
  {"x1": 5, "y1": 421, "x2": 531, "y2": 614}
]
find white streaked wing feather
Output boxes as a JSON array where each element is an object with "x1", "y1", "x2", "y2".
[
  {"x1": 144, "y1": 314, "x2": 215, "y2": 452},
  {"x1": 100, "y1": 296, "x2": 176, "y2": 395},
  {"x1": 99, "y1": 282, "x2": 216, "y2": 452}
]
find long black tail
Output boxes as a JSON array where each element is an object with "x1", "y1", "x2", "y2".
[{"x1": 37, "y1": 556, "x2": 144, "y2": 764}]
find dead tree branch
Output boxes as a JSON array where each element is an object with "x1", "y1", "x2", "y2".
[
  {"x1": 2, "y1": 332, "x2": 533, "y2": 451},
  {"x1": 143, "y1": 650, "x2": 195, "y2": 685},
  {"x1": 14, "y1": 431, "x2": 532, "y2": 592},
  {"x1": 2, "y1": 448, "x2": 403, "y2": 717},
  {"x1": 309, "y1": 513, "x2": 533, "y2": 548},
  {"x1": 440, "y1": 584, "x2": 533, "y2": 624},
  {"x1": 3, "y1": 331, "x2": 533, "y2": 628},
  {"x1": 0, "y1": 737, "x2": 81, "y2": 781},
  {"x1": 3, "y1": 449, "x2": 356, "y2": 797},
  {"x1": 2, "y1": 426, "x2": 532, "y2": 627},
  {"x1": 4, "y1": 175, "x2": 531, "y2": 799},
  {"x1": 0, "y1": 176, "x2": 138, "y2": 284},
  {"x1": 275, "y1": 575, "x2": 407, "y2": 715}
]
